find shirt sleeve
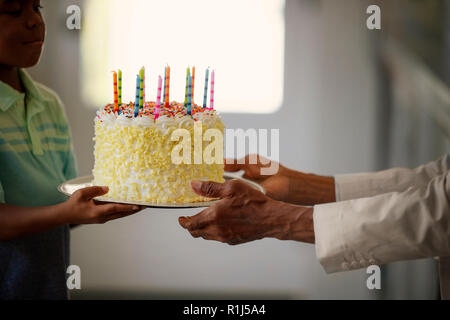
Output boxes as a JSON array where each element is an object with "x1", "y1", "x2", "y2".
[
  {"x1": 313, "y1": 170, "x2": 450, "y2": 273},
  {"x1": 0, "y1": 181, "x2": 5, "y2": 204},
  {"x1": 335, "y1": 153, "x2": 450, "y2": 201}
]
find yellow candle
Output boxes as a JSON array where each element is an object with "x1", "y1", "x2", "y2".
[{"x1": 113, "y1": 71, "x2": 118, "y2": 113}]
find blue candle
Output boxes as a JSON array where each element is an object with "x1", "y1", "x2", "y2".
[
  {"x1": 187, "y1": 75, "x2": 192, "y2": 115},
  {"x1": 134, "y1": 75, "x2": 140, "y2": 117},
  {"x1": 139, "y1": 67, "x2": 144, "y2": 110},
  {"x1": 203, "y1": 68, "x2": 209, "y2": 108},
  {"x1": 185, "y1": 67, "x2": 190, "y2": 107}
]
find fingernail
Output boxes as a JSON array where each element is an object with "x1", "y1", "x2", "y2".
[
  {"x1": 102, "y1": 186, "x2": 109, "y2": 192},
  {"x1": 132, "y1": 205, "x2": 139, "y2": 211},
  {"x1": 191, "y1": 180, "x2": 202, "y2": 190}
]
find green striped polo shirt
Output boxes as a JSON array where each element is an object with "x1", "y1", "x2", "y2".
[{"x1": 0, "y1": 69, "x2": 78, "y2": 299}]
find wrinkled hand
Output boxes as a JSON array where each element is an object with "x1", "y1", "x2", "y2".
[
  {"x1": 225, "y1": 154, "x2": 291, "y2": 202},
  {"x1": 63, "y1": 186, "x2": 144, "y2": 224},
  {"x1": 179, "y1": 179, "x2": 314, "y2": 245},
  {"x1": 225, "y1": 154, "x2": 336, "y2": 206}
]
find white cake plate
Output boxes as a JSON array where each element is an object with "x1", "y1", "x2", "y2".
[{"x1": 57, "y1": 172, "x2": 265, "y2": 208}]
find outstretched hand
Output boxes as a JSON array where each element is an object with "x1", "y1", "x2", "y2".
[
  {"x1": 224, "y1": 155, "x2": 291, "y2": 202},
  {"x1": 63, "y1": 186, "x2": 144, "y2": 225},
  {"x1": 225, "y1": 154, "x2": 336, "y2": 206},
  {"x1": 179, "y1": 179, "x2": 315, "y2": 245}
]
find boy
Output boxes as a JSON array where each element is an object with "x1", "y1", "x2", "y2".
[{"x1": 0, "y1": 0, "x2": 142, "y2": 299}]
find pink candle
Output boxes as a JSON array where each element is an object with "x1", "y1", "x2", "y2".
[
  {"x1": 209, "y1": 70, "x2": 215, "y2": 110},
  {"x1": 155, "y1": 75, "x2": 163, "y2": 120}
]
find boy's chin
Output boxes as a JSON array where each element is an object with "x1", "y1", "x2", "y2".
[
  {"x1": 18, "y1": 55, "x2": 42, "y2": 69},
  {"x1": 17, "y1": 46, "x2": 44, "y2": 68}
]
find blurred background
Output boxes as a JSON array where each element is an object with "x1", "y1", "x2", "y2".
[{"x1": 29, "y1": 0, "x2": 450, "y2": 299}]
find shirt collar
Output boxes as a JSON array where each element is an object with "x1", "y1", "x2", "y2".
[{"x1": 0, "y1": 69, "x2": 50, "y2": 112}]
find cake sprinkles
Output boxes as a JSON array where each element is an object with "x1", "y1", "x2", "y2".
[{"x1": 97, "y1": 101, "x2": 217, "y2": 122}]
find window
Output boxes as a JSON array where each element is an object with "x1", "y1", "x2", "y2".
[{"x1": 81, "y1": 0, "x2": 285, "y2": 113}]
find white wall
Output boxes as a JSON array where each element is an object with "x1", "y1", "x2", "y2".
[{"x1": 30, "y1": 0, "x2": 379, "y2": 299}]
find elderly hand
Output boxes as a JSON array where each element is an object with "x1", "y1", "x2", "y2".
[
  {"x1": 225, "y1": 154, "x2": 336, "y2": 206},
  {"x1": 225, "y1": 155, "x2": 290, "y2": 202},
  {"x1": 178, "y1": 179, "x2": 315, "y2": 245}
]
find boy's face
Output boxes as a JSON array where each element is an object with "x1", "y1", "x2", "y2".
[{"x1": 0, "y1": 0, "x2": 45, "y2": 68}]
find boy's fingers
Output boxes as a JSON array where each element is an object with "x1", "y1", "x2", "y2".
[
  {"x1": 97, "y1": 203, "x2": 140, "y2": 216},
  {"x1": 79, "y1": 186, "x2": 109, "y2": 200},
  {"x1": 104, "y1": 210, "x2": 139, "y2": 222}
]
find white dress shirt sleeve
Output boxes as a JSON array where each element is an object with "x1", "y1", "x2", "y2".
[
  {"x1": 314, "y1": 157, "x2": 450, "y2": 273},
  {"x1": 335, "y1": 153, "x2": 449, "y2": 201}
]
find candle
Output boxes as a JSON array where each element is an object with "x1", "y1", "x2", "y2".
[
  {"x1": 191, "y1": 66, "x2": 195, "y2": 102},
  {"x1": 203, "y1": 68, "x2": 209, "y2": 108},
  {"x1": 139, "y1": 68, "x2": 144, "y2": 110},
  {"x1": 155, "y1": 75, "x2": 163, "y2": 120},
  {"x1": 118, "y1": 69, "x2": 122, "y2": 106},
  {"x1": 162, "y1": 66, "x2": 167, "y2": 105},
  {"x1": 164, "y1": 66, "x2": 170, "y2": 107},
  {"x1": 184, "y1": 67, "x2": 190, "y2": 106},
  {"x1": 113, "y1": 71, "x2": 119, "y2": 113},
  {"x1": 209, "y1": 70, "x2": 215, "y2": 110},
  {"x1": 142, "y1": 67, "x2": 146, "y2": 106},
  {"x1": 134, "y1": 75, "x2": 140, "y2": 117},
  {"x1": 187, "y1": 75, "x2": 192, "y2": 115}
]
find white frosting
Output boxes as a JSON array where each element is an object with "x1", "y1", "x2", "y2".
[
  {"x1": 134, "y1": 116, "x2": 156, "y2": 128},
  {"x1": 95, "y1": 107, "x2": 222, "y2": 134}
]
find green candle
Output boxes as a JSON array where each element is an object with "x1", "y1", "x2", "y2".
[
  {"x1": 118, "y1": 69, "x2": 122, "y2": 106},
  {"x1": 139, "y1": 67, "x2": 144, "y2": 109}
]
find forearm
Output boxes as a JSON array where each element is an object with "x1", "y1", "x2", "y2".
[
  {"x1": 265, "y1": 200, "x2": 315, "y2": 244},
  {"x1": 285, "y1": 169, "x2": 336, "y2": 205},
  {"x1": 0, "y1": 203, "x2": 69, "y2": 241}
]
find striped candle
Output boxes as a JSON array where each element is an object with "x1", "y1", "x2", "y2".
[
  {"x1": 139, "y1": 69, "x2": 144, "y2": 109},
  {"x1": 187, "y1": 75, "x2": 192, "y2": 115},
  {"x1": 155, "y1": 75, "x2": 163, "y2": 120},
  {"x1": 118, "y1": 69, "x2": 122, "y2": 106},
  {"x1": 142, "y1": 67, "x2": 145, "y2": 105},
  {"x1": 184, "y1": 67, "x2": 190, "y2": 106},
  {"x1": 191, "y1": 66, "x2": 195, "y2": 102},
  {"x1": 139, "y1": 68, "x2": 144, "y2": 109},
  {"x1": 113, "y1": 71, "x2": 119, "y2": 113},
  {"x1": 162, "y1": 66, "x2": 167, "y2": 104},
  {"x1": 209, "y1": 70, "x2": 215, "y2": 110},
  {"x1": 203, "y1": 68, "x2": 209, "y2": 108},
  {"x1": 164, "y1": 66, "x2": 170, "y2": 107},
  {"x1": 134, "y1": 75, "x2": 140, "y2": 117}
]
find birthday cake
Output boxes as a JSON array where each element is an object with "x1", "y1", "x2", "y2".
[{"x1": 92, "y1": 67, "x2": 225, "y2": 204}]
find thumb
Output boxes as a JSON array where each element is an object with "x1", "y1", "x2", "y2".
[
  {"x1": 78, "y1": 186, "x2": 109, "y2": 200},
  {"x1": 191, "y1": 180, "x2": 225, "y2": 198}
]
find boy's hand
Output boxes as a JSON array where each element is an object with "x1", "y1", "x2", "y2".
[{"x1": 62, "y1": 186, "x2": 144, "y2": 224}]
